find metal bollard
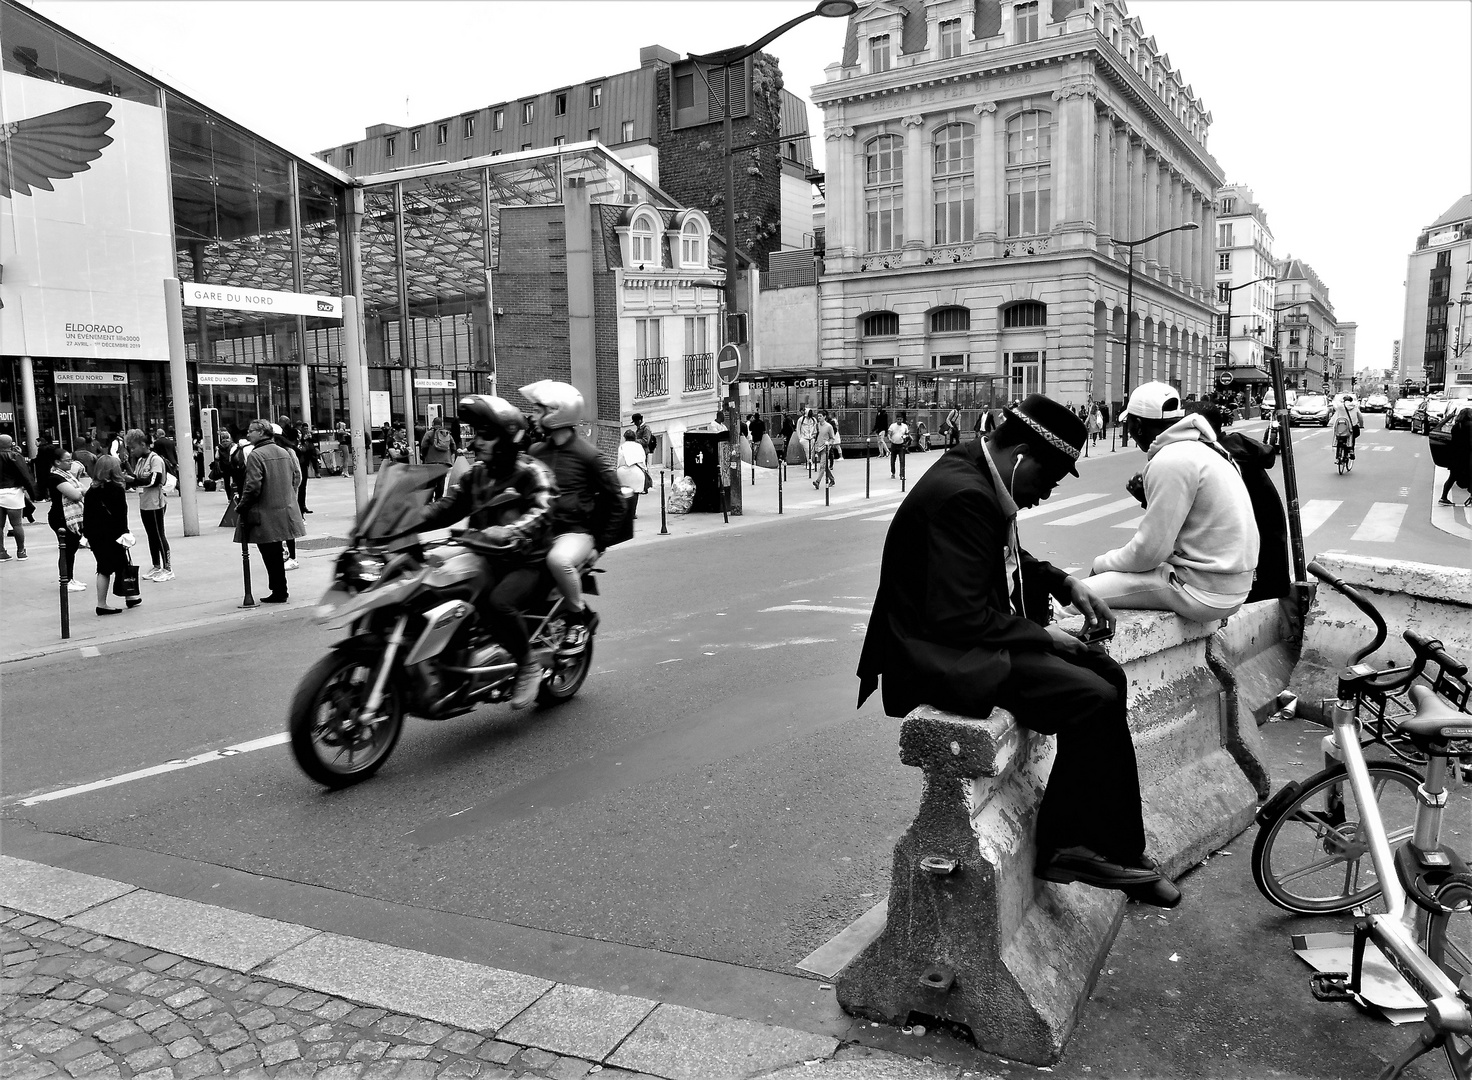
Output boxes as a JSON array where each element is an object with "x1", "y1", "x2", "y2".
[
  {"x1": 660, "y1": 470, "x2": 668, "y2": 535},
  {"x1": 57, "y1": 552, "x2": 70, "y2": 640},
  {"x1": 777, "y1": 458, "x2": 783, "y2": 515},
  {"x1": 721, "y1": 483, "x2": 730, "y2": 524},
  {"x1": 866, "y1": 436, "x2": 871, "y2": 499},
  {"x1": 239, "y1": 543, "x2": 256, "y2": 608}
]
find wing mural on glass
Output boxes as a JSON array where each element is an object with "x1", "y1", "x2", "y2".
[{"x1": 0, "y1": 101, "x2": 115, "y2": 197}]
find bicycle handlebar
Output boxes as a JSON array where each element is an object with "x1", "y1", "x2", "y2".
[
  {"x1": 1405, "y1": 629, "x2": 1469, "y2": 679},
  {"x1": 1307, "y1": 560, "x2": 1387, "y2": 665}
]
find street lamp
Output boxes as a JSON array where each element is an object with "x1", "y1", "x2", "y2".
[
  {"x1": 1119, "y1": 221, "x2": 1199, "y2": 412},
  {"x1": 688, "y1": 0, "x2": 857, "y2": 516}
]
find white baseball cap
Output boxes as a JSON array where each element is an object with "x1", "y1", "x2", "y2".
[{"x1": 1125, "y1": 381, "x2": 1185, "y2": 420}]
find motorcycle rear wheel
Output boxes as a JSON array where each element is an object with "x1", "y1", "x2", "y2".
[
  {"x1": 289, "y1": 650, "x2": 404, "y2": 788},
  {"x1": 539, "y1": 636, "x2": 593, "y2": 706}
]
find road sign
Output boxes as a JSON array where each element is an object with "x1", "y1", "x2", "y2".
[
  {"x1": 182, "y1": 282, "x2": 342, "y2": 319},
  {"x1": 198, "y1": 372, "x2": 258, "y2": 386},
  {"x1": 54, "y1": 371, "x2": 127, "y2": 385},
  {"x1": 1216, "y1": 370, "x2": 1235, "y2": 386},
  {"x1": 415, "y1": 378, "x2": 456, "y2": 390},
  {"x1": 717, "y1": 343, "x2": 745, "y2": 385}
]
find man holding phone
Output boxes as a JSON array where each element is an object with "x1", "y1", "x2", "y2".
[{"x1": 857, "y1": 394, "x2": 1180, "y2": 908}]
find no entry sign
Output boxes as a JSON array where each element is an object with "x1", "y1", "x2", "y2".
[{"x1": 718, "y1": 343, "x2": 745, "y2": 385}]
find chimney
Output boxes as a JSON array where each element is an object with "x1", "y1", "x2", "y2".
[{"x1": 639, "y1": 45, "x2": 680, "y2": 68}]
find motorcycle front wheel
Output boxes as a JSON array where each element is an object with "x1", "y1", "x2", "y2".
[{"x1": 289, "y1": 650, "x2": 404, "y2": 788}]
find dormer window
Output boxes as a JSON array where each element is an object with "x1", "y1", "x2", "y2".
[
  {"x1": 938, "y1": 18, "x2": 963, "y2": 59},
  {"x1": 869, "y1": 34, "x2": 892, "y2": 72},
  {"x1": 680, "y1": 219, "x2": 705, "y2": 268},
  {"x1": 1014, "y1": 2, "x2": 1039, "y2": 43},
  {"x1": 632, "y1": 215, "x2": 658, "y2": 266}
]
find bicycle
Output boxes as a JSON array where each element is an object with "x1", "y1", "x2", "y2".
[
  {"x1": 1253, "y1": 564, "x2": 1472, "y2": 1078},
  {"x1": 1254, "y1": 563, "x2": 1470, "y2": 914},
  {"x1": 1336, "y1": 422, "x2": 1355, "y2": 474}
]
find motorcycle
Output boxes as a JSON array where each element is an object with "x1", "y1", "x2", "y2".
[{"x1": 288, "y1": 465, "x2": 601, "y2": 788}]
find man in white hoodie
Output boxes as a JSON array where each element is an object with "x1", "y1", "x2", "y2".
[{"x1": 1087, "y1": 382, "x2": 1259, "y2": 622}]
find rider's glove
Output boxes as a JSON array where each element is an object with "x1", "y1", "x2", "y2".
[{"x1": 480, "y1": 525, "x2": 513, "y2": 547}]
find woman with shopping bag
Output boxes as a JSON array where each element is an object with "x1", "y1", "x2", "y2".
[
  {"x1": 82, "y1": 455, "x2": 140, "y2": 616},
  {"x1": 615, "y1": 427, "x2": 649, "y2": 525}
]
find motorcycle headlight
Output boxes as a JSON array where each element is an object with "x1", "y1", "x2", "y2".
[{"x1": 341, "y1": 550, "x2": 387, "y2": 586}]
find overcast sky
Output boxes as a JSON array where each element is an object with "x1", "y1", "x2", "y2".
[{"x1": 27, "y1": 0, "x2": 1472, "y2": 375}]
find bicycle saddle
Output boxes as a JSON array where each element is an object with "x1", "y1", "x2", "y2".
[{"x1": 1393, "y1": 684, "x2": 1472, "y2": 750}]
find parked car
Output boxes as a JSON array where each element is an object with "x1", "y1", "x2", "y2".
[
  {"x1": 1362, "y1": 393, "x2": 1390, "y2": 413},
  {"x1": 1259, "y1": 389, "x2": 1297, "y2": 419},
  {"x1": 1429, "y1": 403, "x2": 1472, "y2": 469},
  {"x1": 1413, "y1": 395, "x2": 1451, "y2": 435},
  {"x1": 1288, "y1": 393, "x2": 1331, "y2": 427},
  {"x1": 1387, "y1": 395, "x2": 1423, "y2": 431}
]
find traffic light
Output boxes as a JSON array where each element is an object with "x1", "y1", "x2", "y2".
[{"x1": 725, "y1": 312, "x2": 748, "y2": 346}]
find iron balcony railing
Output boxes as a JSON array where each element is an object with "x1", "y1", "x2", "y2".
[
  {"x1": 634, "y1": 356, "x2": 669, "y2": 400},
  {"x1": 683, "y1": 352, "x2": 713, "y2": 391}
]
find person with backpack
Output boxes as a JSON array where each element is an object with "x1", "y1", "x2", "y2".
[{"x1": 420, "y1": 415, "x2": 459, "y2": 498}]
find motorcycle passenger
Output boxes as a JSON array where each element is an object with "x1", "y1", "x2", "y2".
[
  {"x1": 408, "y1": 395, "x2": 557, "y2": 710},
  {"x1": 520, "y1": 380, "x2": 626, "y2": 650},
  {"x1": 1330, "y1": 393, "x2": 1362, "y2": 461}
]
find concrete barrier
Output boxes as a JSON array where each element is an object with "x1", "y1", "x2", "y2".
[
  {"x1": 1292, "y1": 554, "x2": 1472, "y2": 722},
  {"x1": 836, "y1": 605, "x2": 1281, "y2": 1065}
]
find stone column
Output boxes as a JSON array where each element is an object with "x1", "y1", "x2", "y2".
[
  {"x1": 902, "y1": 115, "x2": 928, "y2": 263},
  {"x1": 19, "y1": 356, "x2": 38, "y2": 458},
  {"x1": 1181, "y1": 188, "x2": 1197, "y2": 294},
  {"x1": 1169, "y1": 175, "x2": 1184, "y2": 288},
  {"x1": 1111, "y1": 124, "x2": 1129, "y2": 256},
  {"x1": 1152, "y1": 160, "x2": 1169, "y2": 277},
  {"x1": 1141, "y1": 149, "x2": 1159, "y2": 274},
  {"x1": 852, "y1": 130, "x2": 868, "y2": 259},
  {"x1": 824, "y1": 128, "x2": 849, "y2": 259},
  {"x1": 1201, "y1": 200, "x2": 1217, "y2": 295},
  {"x1": 973, "y1": 102, "x2": 999, "y2": 258},
  {"x1": 1094, "y1": 111, "x2": 1112, "y2": 249}
]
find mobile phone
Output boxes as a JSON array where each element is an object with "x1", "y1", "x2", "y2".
[{"x1": 1069, "y1": 621, "x2": 1115, "y2": 645}]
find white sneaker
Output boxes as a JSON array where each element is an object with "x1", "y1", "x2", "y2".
[
  {"x1": 145, "y1": 567, "x2": 164, "y2": 581},
  {"x1": 284, "y1": 559, "x2": 300, "y2": 571},
  {"x1": 155, "y1": 569, "x2": 175, "y2": 581},
  {"x1": 66, "y1": 580, "x2": 87, "y2": 592}
]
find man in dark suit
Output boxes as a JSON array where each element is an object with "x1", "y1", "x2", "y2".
[
  {"x1": 857, "y1": 394, "x2": 1180, "y2": 908},
  {"x1": 234, "y1": 418, "x2": 305, "y2": 603}
]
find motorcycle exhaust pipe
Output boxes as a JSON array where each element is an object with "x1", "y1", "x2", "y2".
[{"x1": 440, "y1": 662, "x2": 519, "y2": 679}]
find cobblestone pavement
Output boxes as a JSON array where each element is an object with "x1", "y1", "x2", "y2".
[{"x1": 0, "y1": 908, "x2": 647, "y2": 1080}]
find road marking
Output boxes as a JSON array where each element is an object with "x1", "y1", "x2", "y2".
[
  {"x1": 1046, "y1": 497, "x2": 1141, "y2": 527},
  {"x1": 862, "y1": 512, "x2": 895, "y2": 523},
  {"x1": 797, "y1": 899, "x2": 889, "y2": 979},
  {"x1": 1016, "y1": 492, "x2": 1108, "y2": 521},
  {"x1": 761, "y1": 604, "x2": 871, "y2": 615},
  {"x1": 657, "y1": 658, "x2": 682, "y2": 665},
  {"x1": 748, "y1": 637, "x2": 838, "y2": 650},
  {"x1": 1352, "y1": 502, "x2": 1408, "y2": 543},
  {"x1": 79, "y1": 646, "x2": 100, "y2": 658},
  {"x1": 1298, "y1": 500, "x2": 1342, "y2": 539},
  {"x1": 1113, "y1": 514, "x2": 1144, "y2": 530},
  {"x1": 14, "y1": 732, "x2": 290, "y2": 808},
  {"x1": 815, "y1": 497, "x2": 903, "y2": 521}
]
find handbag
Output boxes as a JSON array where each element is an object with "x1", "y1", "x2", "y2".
[
  {"x1": 116, "y1": 554, "x2": 141, "y2": 598},
  {"x1": 163, "y1": 471, "x2": 179, "y2": 495}
]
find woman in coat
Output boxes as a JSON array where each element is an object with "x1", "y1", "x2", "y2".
[
  {"x1": 615, "y1": 427, "x2": 648, "y2": 523},
  {"x1": 1440, "y1": 406, "x2": 1472, "y2": 507},
  {"x1": 83, "y1": 455, "x2": 139, "y2": 615}
]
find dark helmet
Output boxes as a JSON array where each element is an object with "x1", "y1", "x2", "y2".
[{"x1": 457, "y1": 395, "x2": 524, "y2": 443}]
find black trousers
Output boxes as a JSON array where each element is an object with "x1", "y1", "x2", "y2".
[
  {"x1": 478, "y1": 565, "x2": 542, "y2": 662},
  {"x1": 257, "y1": 541, "x2": 287, "y2": 597},
  {"x1": 995, "y1": 647, "x2": 1146, "y2": 867},
  {"x1": 889, "y1": 444, "x2": 907, "y2": 477}
]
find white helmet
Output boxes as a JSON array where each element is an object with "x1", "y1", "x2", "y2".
[{"x1": 520, "y1": 380, "x2": 583, "y2": 430}]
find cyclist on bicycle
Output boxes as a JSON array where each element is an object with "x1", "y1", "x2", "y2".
[{"x1": 1330, "y1": 393, "x2": 1362, "y2": 462}]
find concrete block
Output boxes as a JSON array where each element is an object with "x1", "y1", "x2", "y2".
[
  {"x1": 1293, "y1": 555, "x2": 1472, "y2": 722},
  {"x1": 0, "y1": 857, "x2": 135, "y2": 921},
  {"x1": 606, "y1": 1003, "x2": 837, "y2": 1080},
  {"x1": 838, "y1": 607, "x2": 1276, "y2": 1064}
]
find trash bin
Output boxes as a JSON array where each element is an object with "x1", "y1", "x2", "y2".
[{"x1": 683, "y1": 431, "x2": 727, "y2": 513}]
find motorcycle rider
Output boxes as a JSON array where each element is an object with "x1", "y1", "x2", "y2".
[
  {"x1": 406, "y1": 395, "x2": 557, "y2": 710},
  {"x1": 520, "y1": 381, "x2": 626, "y2": 650}
]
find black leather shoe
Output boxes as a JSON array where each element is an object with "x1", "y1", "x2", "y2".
[
  {"x1": 1125, "y1": 877, "x2": 1182, "y2": 908},
  {"x1": 1036, "y1": 846, "x2": 1161, "y2": 889},
  {"x1": 260, "y1": 593, "x2": 289, "y2": 604}
]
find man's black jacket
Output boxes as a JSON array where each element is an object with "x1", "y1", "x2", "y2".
[{"x1": 857, "y1": 440, "x2": 1072, "y2": 719}]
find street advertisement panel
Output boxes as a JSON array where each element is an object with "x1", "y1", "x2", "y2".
[{"x1": 0, "y1": 72, "x2": 175, "y2": 359}]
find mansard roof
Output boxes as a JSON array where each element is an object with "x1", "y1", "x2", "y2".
[{"x1": 1430, "y1": 194, "x2": 1472, "y2": 229}]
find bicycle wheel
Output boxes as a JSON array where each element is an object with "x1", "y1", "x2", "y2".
[
  {"x1": 1424, "y1": 879, "x2": 1472, "y2": 1078},
  {"x1": 1252, "y1": 760, "x2": 1423, "y2": 914}
]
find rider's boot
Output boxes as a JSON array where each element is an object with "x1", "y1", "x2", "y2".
[
  {"x1": 563, "y1": 605, "x2": 597, "y2": 650},
  {"x1": 509, "y1": 656, "x2": 542, "y2": 710}
]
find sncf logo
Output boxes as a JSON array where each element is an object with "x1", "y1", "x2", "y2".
[{"x1": 316, "y1": 300, "x2": 334, "y2": 312}]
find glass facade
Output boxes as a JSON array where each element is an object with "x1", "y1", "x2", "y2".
[{"x1": 1, "y1": 3, "x2": 669, "y2": 459}]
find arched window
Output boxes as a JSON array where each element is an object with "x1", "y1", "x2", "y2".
[
  {"x1": 680, "y1": 219, "x2": 704, "y2": 267},
  {"x1": 929, "y1": 307, "x2": 970, "y2": 334},
  {"x1": 862, "y1": 311, "x2": 899, "y2": 337},
  {"x1": 865, "y1": 135, "x2": 903, "y2": 252},
  {"x1": 631, "y1": 214, "x2": 658, "y2": 266},
  {"x1": 1002, "y1": 301, "x2": 1047, "y2": 328},
  {"x1": 1005, "y1": 111, "x2": 1052, "y2": 237},
  {"x1": 932, "y1": 124, "x2": 974, "y2": 244}
]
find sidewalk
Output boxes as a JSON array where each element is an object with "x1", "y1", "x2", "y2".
[{"x1": 2, "y1": 453, "x2": 958, "y2": 666}]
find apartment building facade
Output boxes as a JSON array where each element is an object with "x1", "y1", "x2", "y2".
[
  {"x1": 1400, "y1": 194, "x2": 1472, "y2": 391},
  {"x1": 1272, "y1": 257, "x2": 1336, "y2": 393},
  {"x1": 1210, "y1": 183, "x2": 1275, "y2": 390},
  {"x1": 810, "y1": 0, "x2": 1224, "y2": 409}
]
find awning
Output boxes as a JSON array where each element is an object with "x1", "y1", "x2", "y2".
[{"x1": 1214, "y1": 366, "x2": 1272, "y2": 385}]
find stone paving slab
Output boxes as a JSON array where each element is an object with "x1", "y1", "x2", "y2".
[
  {"x1": 606, "y1": 1003, "x2": 838, "y2": 1080},
  {"x1": 68, "y1": 891, "x2": 319, "y2": 972},
  {"x1": 259, "y1": 934, "x2": 553, "y2": 1034},
  {"x1": 0, "y1": 856, "x2": 136, "y2": 921},
  {"x1": 495, "y1": 985, "x2": 656, "y2": 1062}
]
